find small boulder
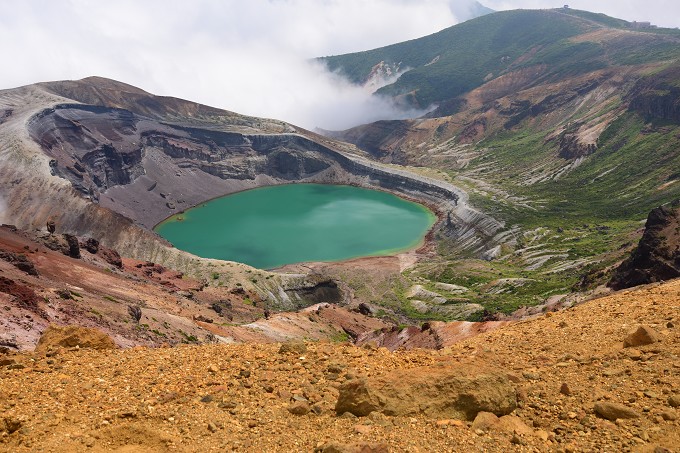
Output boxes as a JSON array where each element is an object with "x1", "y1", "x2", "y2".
[
  {"x1": 357, "y1": 303, "x2": 374, "y2": 316},
  {"x1": 41, "y1": 234, "x2": 70, "y2": 254},
  {"x1": 471, "y1": 412, "x2": 499, "y2": 431},
  {"x1": 594, "y1": 402, "x2": 639, "y2": 420},
  {"x1": 660, "y1": 410, "x2": 677, "y2": 421},
  {"x1": 81, "y1": 237, "x2": 100, "y2": 254},
  {"x1": 623, "y1": 325, "x2": 662, "y2": 348},
  {"x1": 669, "y1": 395, "x2": 680, "y2": 408},
  {"x1": 35, "y1": 325, "x2": 117, "y2": 353},
  {"x1": 279, "y1": 341, "x2": 307, "y2": 355},
  {"x1": 128, "y1": 305, "x2": 142, "y2": 322},
  {"x1": 193, "y1": 315, "x2": 214, "y2": 324},
  {"x1": 288, "y1": 401, "x2": 311, "y2": 416},
  {"x1": 335, "y1": 364, "x2": 516, "y2": 419},
  {"x1": 99, "y1": 246, "x2": 123, "y2": 268},
  {"x1": 2, "y1": 416, "x2": 22, "y2": 434},
  {"x1": 471, "y1": 412, "x2": 533, "y2": 435},
  {"x1": 62, "y1": 234, "x2": 81, "y2": 259},
  {"x1": 0, "y1": 251, "x2": 39, "y2": 276}
]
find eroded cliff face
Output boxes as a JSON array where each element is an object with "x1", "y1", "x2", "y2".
[
  {"x1": 26, "y1": 105, "x2": 338, "y2": 228},
  {"x1": 609, "y1": 200, "x2": 680, "y2": 290},
  {"x1": 628, "y1": 66, "x2": 680, "y2": 123}
]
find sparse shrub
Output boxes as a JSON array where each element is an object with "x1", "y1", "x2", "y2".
[{"x1": 128, "y1": 305, "x2": 142, "y2": 322}]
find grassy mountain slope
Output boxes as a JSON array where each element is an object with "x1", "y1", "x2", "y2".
[
  {"x1": 321, "y1": 9, "x2": 680, "y2": 108},
  {"x1": 319, "y1": 9, "x2": 680, "y2": 319}
]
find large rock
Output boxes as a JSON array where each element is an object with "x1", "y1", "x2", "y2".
[
  {"x1": 35, "y1": 325, "x2": 117, "y2": 353},
  {"x1": 335, "y1": 364, "x2": 516, "y2": 419},
  {"x1": 594, "y1": 402, "x2": 639, "y2": 421},
  {"x1": 623, "y1": 325, "x2": 662, "y2": 348},
  {"x1": 63, "y1": 234, "x2": 81, "y2": 259},
  {"x1": 0, "y1": 251, "x2": 38, "y2": 276},
  {"x1": 41, "y1": 234, "x2": 70, "y2": 255},
  {"x1": 81, "y1": 237, "x2": 100, "y2": 254},
  {"x1": 609, "y1": 200, "x2": 680, "y2": 290},
  {"x1": 98, "y1": 245, "x2": 123, "y2": 268}
]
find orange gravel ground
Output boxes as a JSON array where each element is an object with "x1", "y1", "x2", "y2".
[{"x1": 1, "y1": 279, "x2": 678, "y2": 452}]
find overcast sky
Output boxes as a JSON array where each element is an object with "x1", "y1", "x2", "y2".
[{"x1": 0, "y1": 0, "x2": 677, "y2": 130}]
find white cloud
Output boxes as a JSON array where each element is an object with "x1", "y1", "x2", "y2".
[
  {"x1": 0, "y1": 0, "x2": 463, "y2": 130},
  {"x1": 0, "y1": 1, "x2": 677, "y2": 130}
]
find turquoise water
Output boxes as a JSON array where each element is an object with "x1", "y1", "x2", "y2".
[{"x1": 154, "y1": 184, "x2": 436, "y2": 269}]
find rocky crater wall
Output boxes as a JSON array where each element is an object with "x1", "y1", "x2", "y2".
[{"x1": 26, "y1": 104, "x2": 505, "y2": 262}]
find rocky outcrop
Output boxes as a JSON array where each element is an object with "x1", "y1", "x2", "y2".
[
  {"x1": 324, "y1": 120, "x2": 415, "y2": 163},
  {"x1": 356, "y1": 320, "x2": 508, "y2": 351},
  {"x1": 557, "y1": 131, "x2": 597, "y2": 159},
  {"x1": 609, "y1": 201, "x2": 680, "y2": 290},
  {"x1": 28, "y1": 104, "x2": 466, "y2": 229},
  {"x1": 35, "y1": 325, "x2": 118, "y2": 353},
  {"x1": 98, "y1": 245, "x2": 123, "y2": 268},
  {"x1": 0, "y1": 251, "x2": 38, "y2": 276},
  {"x1": 80, "y1": 237, "x2": 123, "y2": 268},
  {"x1": 63, "y1": 233, "x2": 81, "y2": 258},
  {"x1": 335, "y1": 364, "x2": 516, "y2": 419},
  {"x1": 628, "y1": 66, "x2": 680, "y2": 123}
]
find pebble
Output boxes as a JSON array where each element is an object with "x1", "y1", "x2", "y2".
[
  {"x1": 668, "y1": 395, "x2": 680, "y2": 408},
  {"x1": 560, "y1": 383, "x2": 572, "y2": 396},
  {"x1": 660, "y1": 410, "x2": 677, "y2": 421}
]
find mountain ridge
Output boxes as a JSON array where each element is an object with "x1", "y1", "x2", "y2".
[
  {"x1": 316, "y1": 7, "x2": 680, "y2": 316},
  {"x1": 320, "y1": 8, "x2": 680, "y2": 109}
]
